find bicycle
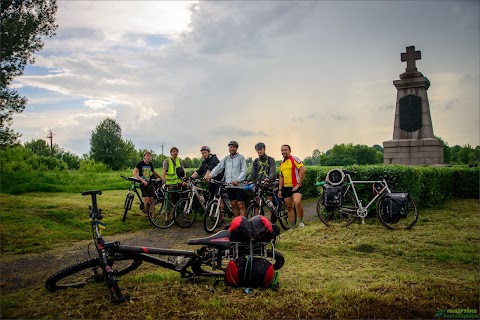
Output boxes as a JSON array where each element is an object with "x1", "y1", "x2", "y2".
[
  {"x1": 121, "y1": 175, "x2": 145, "y2": 222},
  {"x1": 244, "y1": 180, "x2": 294, "y2": 230},
  {"x1": 174, "y1": 178, "x2": 209, "y2": 228},
  {"x1": 316, "y1": 169, "x2": 419, "y2": 230},
  {"x1": 203, "y1": 179, "x2": 234, "y2": 233},
  {"x1": 147, "y1": 184, "x2": 182, "y2": 229},
  {"x1": 45, "y1": 190, "x2": 284, "y2": 303}
]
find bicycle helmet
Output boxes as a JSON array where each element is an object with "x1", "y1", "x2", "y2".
[
  {"x1": 255, "y1": 142, "x2": 266, "y2": 150},
  {"x1": 228, "y1": 141, "x2": 239, "y2": 147},
  {"x1": 200, "y1": 146, "x2": 210, "y2": 152}
]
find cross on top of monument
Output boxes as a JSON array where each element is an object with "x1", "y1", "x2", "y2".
[{"x1": 401, "y1": 46, "x2": 421, "y2": 72}]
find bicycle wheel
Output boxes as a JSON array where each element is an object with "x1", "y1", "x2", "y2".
[
  {"x1": 276, "y1": 199, "x2": 295, "y2": 230},
  {"x1": 317, "y1": 190, "x2": 357, "y2": 227},
  {"x1": 174, "y1": 198, "x2": 197, "y2": 228},
  {"x1": 246, "y1": 203, "x2": 264, "y2": 219},
  {"x1": 266, "y1": 249, "x2": 285, "y2": 270},
  {"x1": 204, "y1": 200, "x2": 221, "y2": 233},
  {"x1": 45, "y1": 254, "x2": 142, "y2": 291},
  {"x1": 148, "y1": 197, "x2": 175, "y2": 229},
  {"x1": 122, "y1": 193, "x2": 134, "y2": 222},
  {"x1": 376, "y1": 194, "x2": 419, "y2": 230}
]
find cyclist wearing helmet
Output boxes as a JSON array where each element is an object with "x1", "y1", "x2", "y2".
[
  {"x1": 246, "y1": 142, "x2": 276, "y2": 203},
  {"x1": 206, "y1": 141, "x2": 247, "y2": 218},
  {"x1": 191, "y1": 146, "x2": 224, "y2": 201}
]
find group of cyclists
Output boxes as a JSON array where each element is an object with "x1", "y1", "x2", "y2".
[{"x1": 132, "y1": 141, "x2": 307, "y2": 229}]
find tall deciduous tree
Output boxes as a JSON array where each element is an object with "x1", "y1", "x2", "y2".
[
  {"x1": 0, "y1": 0, "x2": 58, "y2": 147},
  {"x1": 90, "y1": 118, "x2": 135, "y2": 170}
]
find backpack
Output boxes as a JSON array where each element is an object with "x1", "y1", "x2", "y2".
[
  {"x1": 381, "y1": 193, "x2": 409, "y2": 221},
  {"x1": 323, "y1": 186, "x2": 343, "y2": 207},
  {"x1": 225, "y1": 256, "x2": 275, "y2": 288}
]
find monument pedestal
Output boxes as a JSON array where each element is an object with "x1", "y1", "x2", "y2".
[
  {"x1": 383, "y1": 46, "x2": 444, "y2": 165},
  {"x1": 383, "y1": 138, "x2": 443, "y2": 165}
]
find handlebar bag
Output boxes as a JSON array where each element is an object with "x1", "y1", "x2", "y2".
[
  {"x1": 382, "y1": 193, "x2": 409, "y2": 220},
  {"x1": 323, "y1": 186, "x2": 343, "y2": 207},
  {"x1": 225, "y1": 256, "x2": 274, "y2": 288}
]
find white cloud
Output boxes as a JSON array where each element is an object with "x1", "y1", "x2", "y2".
[{"x1": 12, "y1": 1, "x2": 480, "y2": 160}]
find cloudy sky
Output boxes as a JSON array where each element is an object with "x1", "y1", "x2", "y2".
[{"x1": 12, "y1": 0, "x2": 480, "y2": 160}]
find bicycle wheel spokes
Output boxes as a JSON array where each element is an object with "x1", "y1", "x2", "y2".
[
  {"x1": 174, "y1": 198, "x2": 197, "y2": 228},
  {"x1": 45, "y1": 254, "x2": 142, "y2": 291},
  {"x1": 317, "y1": 190, "x2": 357, "y2": 227},
  {"x1": 203, "y1": 200, "x2": 220, "y2": 233},
  {"x1": 148, "y1": 198, "x2": 175, "y2": 229},
  {"x1": 276, "y1": 201, "x2": 291, "y2": 230},
  {"x1": 377, "y1": 195, "x2": 419, "y2": 230}
]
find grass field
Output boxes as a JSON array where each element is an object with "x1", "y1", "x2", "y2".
[{"x1": 0, "y1": 193, "x2": 478, "y2": 319}]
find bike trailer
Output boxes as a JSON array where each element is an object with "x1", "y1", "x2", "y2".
[
  {"x1": 382, "y1": 193, "x2": 409, "y2": 219},
  {"x1": 323, "y1": 185, "x2": 343, "y2": 207},
  {"x1": 225, "y1": 256, "x2": 275, "y2": 288}
]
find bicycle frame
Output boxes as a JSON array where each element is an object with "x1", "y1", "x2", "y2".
[
  {"x1": 181, "y1": 179, "x2": 208, "y2": 212},
  {"x1": 340, "y1": 174, "x2": 392, "y2": 218}
]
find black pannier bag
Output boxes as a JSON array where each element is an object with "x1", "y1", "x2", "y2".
[
  {"x1": 382, "y1": 193, "x2": 409, "y2": 220},
  {"x1": 225, "y1": 256, "x2": 275, "y2": 288},
  {"x1": 228, "y1": 216, "x2": 251, "y2": 243},
  {"x1": 323, "y1": 186, "x2": 343, "y2": 207},
  {"x1": 249, "y1": 215, "x2": 274, "y2": 242}
]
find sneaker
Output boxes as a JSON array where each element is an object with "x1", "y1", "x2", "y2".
[{"x1": 298, "y1": 222, "x2": 305, "y2": 228}]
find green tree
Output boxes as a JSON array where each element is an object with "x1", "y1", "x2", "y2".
[
  {"x1": 24, "y1": 139, "x2": 52, "y2": 156},
  {"x1": 90, "y1": 118, "x2": 135, "y2": 170},
  {"x1": 1, "y1": 0, "x2": 58, "y2": 147}
]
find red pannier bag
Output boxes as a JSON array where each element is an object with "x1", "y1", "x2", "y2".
[
  {"x1": 228, "y1": 216, "x2": 251, "y2": 243},
  {"x1": 225, "y1": 256, "x2": 274, "y2": 288},
  {"x1": 249, "y1": 215, "x2": 274, "y2": 242}
]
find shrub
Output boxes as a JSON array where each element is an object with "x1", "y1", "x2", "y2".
[{"x1": 79, "y1": 159, "x2": 112, "y2": 173}]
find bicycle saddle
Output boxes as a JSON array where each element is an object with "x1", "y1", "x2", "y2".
[
  {"x1": 82, "y1": 190, "x2": 102, "y2": 196},
  {"x1": 187, "y1": 230, "x2": 232, "y2": 250}
]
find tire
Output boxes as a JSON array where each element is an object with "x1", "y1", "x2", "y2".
[
  {"x1": 376, "y1": 194, "x2": 419, "y2": 230},
  {"x1": 204, "y1": 200, "x2": 221, "y2": 233},
  {"x1": 276, "y1": 200, "x2": 296, "y2": 230},
  {"x1": 174, "y1": 198, "x2": 197, "y2": 228},
  {"x1": 246, "y1": 203, "x2": 264, "y2": 219},
  {"x1": 266, "y1": 249, "x2": 285, "y2": 270},
  {"x1": 45, "y1": 254, "x2": 142, "y2": 291},
  {"x1": 317, "y1": 190, "x2": 357, "y2": 227},
  {"x1": 122, "y1": 193, "x2": 134, "y2": 222},
  {"x1": 148, "y1": 197, "x2": 175, "y2": 229}
]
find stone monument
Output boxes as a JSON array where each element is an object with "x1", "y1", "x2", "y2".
[{"x1": 383, "y1": 46, "x2": 444, "y2": 165}]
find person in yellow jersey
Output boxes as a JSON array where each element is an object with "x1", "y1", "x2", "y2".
[
  {"x1": 162, "y1": 147, "x2": 186, "y2": 207},
  {"x1": 278, "y1": 144, "x2": 306, "y2": 228}
]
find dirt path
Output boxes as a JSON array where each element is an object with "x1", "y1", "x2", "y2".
[{"x1": 0, "y1": 201, "x2": 318, "y2": 295}]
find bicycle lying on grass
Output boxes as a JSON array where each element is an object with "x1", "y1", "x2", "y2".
[
  {"x1": 45, "y1": 190, "x2": 284, "y2": 303},
  {"x1": 316, "y1": 169, "x2": 419, "y2": 230},
  {"x1": 245, "y1": 180, "x2": 294, "y2": 230}
]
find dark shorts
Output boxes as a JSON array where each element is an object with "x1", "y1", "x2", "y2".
[
  {"x1": 208, "y1": 182, "x2": 220, "y2": 201},
  {"x1": 281, "y1": 186, "x2": 302, "y2": 199},
  {"x1": 227, "y1": 188, "x2": 246, "y2": 202},
  {"x1": 140, "y1": 183, "x2": 155, "y2": 198}
]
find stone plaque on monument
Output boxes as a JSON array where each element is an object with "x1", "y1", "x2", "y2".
[
  {"x1": 383, "y1": 46, "x2": 444, "y2": 165},
  {"x1": 399, "y1": 95, "x2": 422, "y2": 132}
]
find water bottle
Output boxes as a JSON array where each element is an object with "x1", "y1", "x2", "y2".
[
  {"x1": 198, "y1": 194, "x2": 205, "y2": 206},
  {"x1": 266, "y1": 199, "x2": 275, "y2": 211}
]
